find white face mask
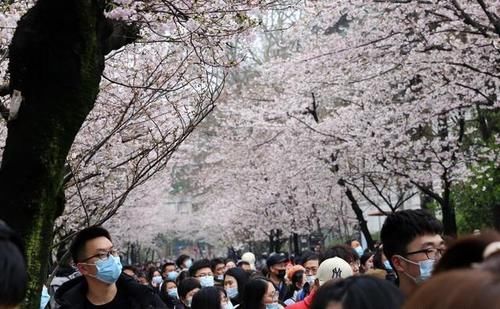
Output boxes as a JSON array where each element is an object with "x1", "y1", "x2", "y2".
[
  {"x1": 152, "y1": 275, "x2": 163, "y2": 285},
  {"x1": 305, "y1": 275, "x2": 316, "y2": 285},
  {"x1": 223, "y1": 301, "x2": 234, "y2": 309}
]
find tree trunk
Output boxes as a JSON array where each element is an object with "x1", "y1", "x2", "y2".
[
  {"x1": 338, "y1": 179, "x2": 375, "y2": 250},
  {"x1": 292, "y1": 233, "x2": 300, "y2": 256},
  {"x1": 0, "y1": 1, "x2": 110, "y2": 307},
  {"x1": 269, "y1": 230, "x2": 274, "y2": 254},
  {"x1": 493, "y1": 202, "x2": 500, "y2": 231},
  {"x1": 419, "y1": 186, "x2": 433, "y2": 210},
  {"x1": 441, "y1": 182, "x2": 457, "y2": 237}
]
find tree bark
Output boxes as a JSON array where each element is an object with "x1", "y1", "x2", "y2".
[
  {"x1": 441, "y1": 181, "x2": 457, "y2": 237},
  {"x1": 338, "y1": 179, "x2": 375, "y2": 250},
  {"x1": 0, "y1": 1, "x2": 119, "y2": 307}
]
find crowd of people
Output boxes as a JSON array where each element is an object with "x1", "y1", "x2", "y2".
[{"x1": 2, "y1": 209, "x2": 500, "y2": 309}]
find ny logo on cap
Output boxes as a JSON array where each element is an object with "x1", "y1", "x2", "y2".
[{"x1": 331, "y1": 267, "x2": 342, "y2": 278}]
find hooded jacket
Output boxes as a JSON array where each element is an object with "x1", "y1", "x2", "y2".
[{"x1": 55, "y1": 273, "x2": 166, "y2": 309}]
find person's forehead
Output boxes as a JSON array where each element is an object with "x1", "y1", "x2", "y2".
[
  {"x1": 195, "y1": 267, "x2": 212, "y2": 274},
  {"x1": 304, "y1": 260, "x2": 319, "y2": 267},
  {"x1": 407, "y1": 234, "x2": 444, "y2": 251},
  {"x1": 166, "y1": 282, "x2": 176, "y2": 288},
  {"x1": 85, "y1": 236, "x2": 113, "y2": 253},
  {"x1": 225, "y1": 275, "x2": 236, "y2": 281}
]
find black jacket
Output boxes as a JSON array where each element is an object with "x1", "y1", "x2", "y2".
[{"x1": 55, "y1": 274, "x2": 167, "y2": 309}]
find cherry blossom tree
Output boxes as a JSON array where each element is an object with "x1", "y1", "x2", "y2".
[
  {"x1": 163, "y1": 0, "x2": 499, "y2": 248},
  {"x1": 249, "y1": 0, "x2": 499, "y2": 236},
  {"x1": 0, "y1": 0, "x2": 296, "y2": 306}
]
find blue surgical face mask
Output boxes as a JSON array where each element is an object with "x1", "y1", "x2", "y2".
[
  {"x1": 415, "y1": 259, "x2": 434, "y2": 282},
  {"x1": 167, "y1": 288, "x2": 178, "y2": 299},
  {"x1": 185, "y1": 297, "x2": 192, "y2": 308},
  {"x1": 354, "y1": 246, "x2": 364, "y2": 257},
  {"x1": 40, "y1": 285, "x2": 50, "y2": 309},
  {"x1": 86, "y1": 255, "x2": 122, "y2": 284},
  {"x1": 265, "y1": 303, "x2": 280, "y2": 309},
  {"x1": 399, "y1": 256, "x2": 435, "y2": 283},
  {"x1": 383, "y1": 260, "x2": 393, "y2": 271},
  {"x1": 167, "y1": 271, "x2": 178, "y2": 281},
  {"x1": 152, "y1": 275, "x2": 163, "y2": 285},
  {"x1": 184, "y1": 259, "x2": 193, "y2": 269},
  {"x1": 199, "y1": 275, "x2": 215, "y2": 287},
  {"x1": 226, "y1": 286, "x2": 239, "y2": 299}
]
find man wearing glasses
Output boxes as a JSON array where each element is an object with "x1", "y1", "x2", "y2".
[
  {"x1": 55, "y1": 226, "x2": 166, "y2": 308},
  {"x1": 381, "y1": 209, "x2": 445, "y2": 297}
]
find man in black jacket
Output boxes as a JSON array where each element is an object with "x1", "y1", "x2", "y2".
[{"x1": 55, "y1": 226, "x2": 166, "y2": 309}]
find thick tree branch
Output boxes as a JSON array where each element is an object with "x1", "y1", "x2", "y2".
[
  {"x1": 0, "y1": 101, "x2": 9, "y2": 121},
  {"x1": 0, "y1": 84, "x2": 9, "y2": 96},
  {"x1": 475, "y1": 0, "x2": 500, "y2": 36},
  {"x1": 102, "y1": 20, "x2": 140, "y2": 55},
  {"x1": 451, "y1": 0, "x2": 492, "y2": 36}
]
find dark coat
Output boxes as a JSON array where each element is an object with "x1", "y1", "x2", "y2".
[{"x1": 54, "y1": 273, "x2": 167, "y2": 309}]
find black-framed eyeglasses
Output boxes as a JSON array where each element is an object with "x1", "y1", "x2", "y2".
[
  {"x1": 406, "y1": 247, "x2": 445, "y2": 260},
  {"x1": 80, "y1": 248, "x2": 119, "y2": 263}
]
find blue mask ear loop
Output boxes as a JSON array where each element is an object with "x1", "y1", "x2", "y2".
[{"x1": 396, "y1": 255, "x2": 434, "y2": 283}]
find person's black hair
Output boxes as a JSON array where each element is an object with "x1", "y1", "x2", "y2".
[
  {"x1": 123, "y1": 265, "x2": 138, "y2": 275},
  {"x1": 161, "y1": 261, "x2": 176, "y2": 274},
  {"x1": 159, "y1": 279, "x2": 178, "y2": 306},
  {"x1": 160, "y1": 279, "x2": 177, "y2": 294},
  {"x1": 191, "y1": 286, "x2": 222, "y2": 309},
  {"x1": 311, "y1": 276, "x2": 404, "y2": 309},
  {"x1": 301, "y1": 251, "x2": 320, "y2": 265},
  {"x1": 284, "y1": 269, "x2": 305, "y2": 300},
  {"x1": 176, "y1": 269, "x2": 189, "y2": 285},
  {"x1": 322, "y1": 244, "x2": 359, "y2": 263},
  {"x1": 380, "y1": 209, "x2": 443, "y2": 265},
  {"x1": 136, "y1": 271, "x2": 147, "y2": 280},
  {"x1": 211, "y1": 257, "x2": 225, "y2": 272},
  {"x1": 360, "y1": 252, "x2": 373, "y2": 267},
  {"x1": 242, "y1": 277, "x2": 272, "y2": 309},
  {"x1": 189, "y1": 258, "x2": 212, "y2": 277},
  {"x1": 178, "y1": 277, "x2": 201, "y2": 299},
  {"x1": 291, "y1": 270, "x2": 304, "y2": 288},
  {"x1": 176, "y1": 254, "x2": 191, "y2": 268},
  {"x1": 225, "y1": 267, "x2": 250, "y2": 304},
  {"x1": 69, "y1": 226, "x2": 111, "y2": 263},
  {"x1": 0, "y1": 221, "x2": 27, "y2": 306},
  {"x1": 372, "y1": 248, "x2": 385, "y2": 270},
  {"x1": 147, "y1": 265, "x2": 160, "y2": 281}
]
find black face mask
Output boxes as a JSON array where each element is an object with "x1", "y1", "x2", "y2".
[{"x1": 277, "y1": 269, "x2": 286, "y2": 279}]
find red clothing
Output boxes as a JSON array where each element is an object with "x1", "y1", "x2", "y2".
[{"x1": 286, "y1": 291, "x2": 315, "y2": 309}]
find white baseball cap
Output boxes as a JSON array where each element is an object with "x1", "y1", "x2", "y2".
[{"x1": 317, "y1": 257, "x2": 353, "y2": 285}]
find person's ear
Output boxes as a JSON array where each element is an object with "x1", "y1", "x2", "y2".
[
  {"x1": 77, "y1": 262, "x2": 92, "y2": 275},
  {"x1": 391, "y1": 255, "x2": 405, "y2": 273}
]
